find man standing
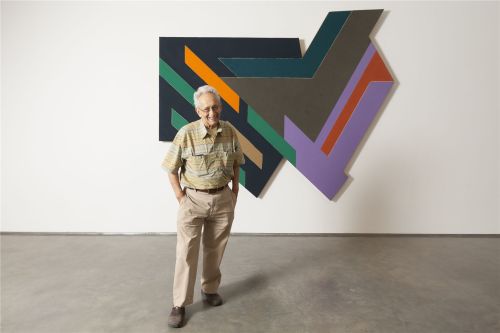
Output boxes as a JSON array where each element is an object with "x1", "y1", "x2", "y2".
[{"x1": 162, "y1": 85, "x2": 245, "y2": 328}]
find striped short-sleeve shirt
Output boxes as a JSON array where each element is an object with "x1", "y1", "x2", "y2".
[{"x1": 162, "y1": 119, "x2": 245, "y2": 190}]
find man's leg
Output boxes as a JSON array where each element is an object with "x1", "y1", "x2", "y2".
[
  {"x1": 172, "y1": 191, "x2": 204, "y2": 307},
  {"x1": 201, "y1": 186, "x2": 235, "y2": 294}
]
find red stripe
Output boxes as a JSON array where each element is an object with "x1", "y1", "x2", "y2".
[{"x1": 321, "y1": 52, "x2": 392, "y2": 155}]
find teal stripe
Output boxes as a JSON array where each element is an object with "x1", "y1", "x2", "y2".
[
  {"x1": 171, "y1": 108, "x2": 189, "y2": 130},
  {"x1": 304, "y1": 11, "x2": 350, "y2": 74},
  {"x1": 247, "y1": 106, "x2": 296, "y2": 165},
  {"x1": 239, "y1": 168, "x2": 246, "y2": 187},
  {"x1": 219, "y1": 11, "x2": 350, "y2": 78},
  {"x1": 159, "y1": 58, "x2": 195, "y2": 106}
]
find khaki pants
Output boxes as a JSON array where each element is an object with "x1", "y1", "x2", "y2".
[{"x1": 172, "y1": 186, "x2": 236, "y2": 307}]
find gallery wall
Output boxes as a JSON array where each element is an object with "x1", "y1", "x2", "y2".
[{"x1": 1, "y1": 1, "x2": 499, "y2": 233}]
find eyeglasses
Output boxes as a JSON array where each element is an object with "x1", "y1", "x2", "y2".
[{"x1": 198, "y1": 105, "x2": 221, "y2": 113}]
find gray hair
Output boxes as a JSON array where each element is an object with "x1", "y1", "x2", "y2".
[{"x1": 193, "y1": 85, "x2": 222, "y2": 109}]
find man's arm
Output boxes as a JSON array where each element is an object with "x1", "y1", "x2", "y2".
[
  {"x1": 168, "y1": 171, "x2": 185, "y2": 203},
  {"x1": 230, "y1": 124, "x2": 245, "y2": 198},
  {"x1": 162, "y1": 127, "x2": 186, "y2": 203},
  {"x1": 231, "y1": 164, "x2": 240, "y2": 197}
]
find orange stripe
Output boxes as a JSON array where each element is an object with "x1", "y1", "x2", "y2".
[
  {"x1": 321, "y1": 52, "x2": 392, "y2": 154},
  {"x1": 184, "y1": 46, "x2": 240, "y2": 113}
]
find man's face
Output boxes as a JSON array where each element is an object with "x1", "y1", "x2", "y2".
[{"x1": 196, "y1": 93, "x2": 221, "y2": 129}]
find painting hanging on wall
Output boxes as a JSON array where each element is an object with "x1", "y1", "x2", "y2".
[{"x1": 159, "y1": 9, "x2": 395, "y2": 199}]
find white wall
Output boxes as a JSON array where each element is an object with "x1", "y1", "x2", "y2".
[{"x1": 1, "y1": 1, "x2": 498, "y2": 233}]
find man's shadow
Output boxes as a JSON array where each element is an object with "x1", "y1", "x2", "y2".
[
  {"x1": 184, "y1": 238, "x2": 353, "y2": 320},
  {"x1": 185, "y1": 272, "x2": 268, "y2": 320}
]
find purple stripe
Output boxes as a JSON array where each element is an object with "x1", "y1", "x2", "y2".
[
  {"x1": 284, "y1": 81, "x2": 393, "y2": 199},
  {"x1": 314, "y1": 43, "x2": 375, "y2": 146}
]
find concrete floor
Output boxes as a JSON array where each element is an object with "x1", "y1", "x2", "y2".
[{"x1": 1, "y1": 235, "x2": 499, "y2": 333}]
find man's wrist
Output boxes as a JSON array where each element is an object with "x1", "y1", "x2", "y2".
[{"x1": 175, "y1": 188, "x2": 185, "y2": 197}]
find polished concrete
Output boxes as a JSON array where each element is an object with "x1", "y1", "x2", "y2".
[{"x1": 1, "y1": 235, "x2": 499, "y2": 333}]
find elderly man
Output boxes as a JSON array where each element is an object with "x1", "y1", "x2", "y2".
[{"x1": 162, "y1": 85, "x2": 245, "y2": 328}]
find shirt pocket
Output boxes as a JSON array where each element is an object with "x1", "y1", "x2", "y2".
[
  {"x1": 186, "y1": 153, "x2": 208, "y2": 176},
  {"x1": 186, "y1": 151, "x2": 224, "y2": 177},
  {"x1": 203, "y1": 151, "x2": 226, "y2": 176},
  {"x1": 187, "y1": 148, "x2": 236, "y2": 177}
]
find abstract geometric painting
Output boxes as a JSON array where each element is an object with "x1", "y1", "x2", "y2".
[{"x1": 159, "y1": 9, "x2": 394, "y2": 199}]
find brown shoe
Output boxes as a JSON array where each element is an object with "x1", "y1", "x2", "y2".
[
  {"x1": 201, "y1": 290, "x2": 223, "y2": 306},
  {"x1": 168, "y1": 306, "x2": 185, "y2": 328}
]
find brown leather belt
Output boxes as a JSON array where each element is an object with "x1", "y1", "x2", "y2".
[{"x1": 187, "y1": 186, "x2": 226, "y2": 194}]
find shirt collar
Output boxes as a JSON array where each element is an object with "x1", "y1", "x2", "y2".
[{"x1": 198, "y1": 119, "x2": 222, "y2": 138}]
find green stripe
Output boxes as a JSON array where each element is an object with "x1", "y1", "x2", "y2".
[
  {"x1": 239, "y1": 168, "x2": 246, "y2": 187},
  {"x1": 159, "y1": 58, "x2": 195, "y2": 106},
  {"x1": 247, "y1": 106, "x2": 296, "y2": 165},
  {"x1": 171, "y1": 108, "x2": 189, "y2": 130}
]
